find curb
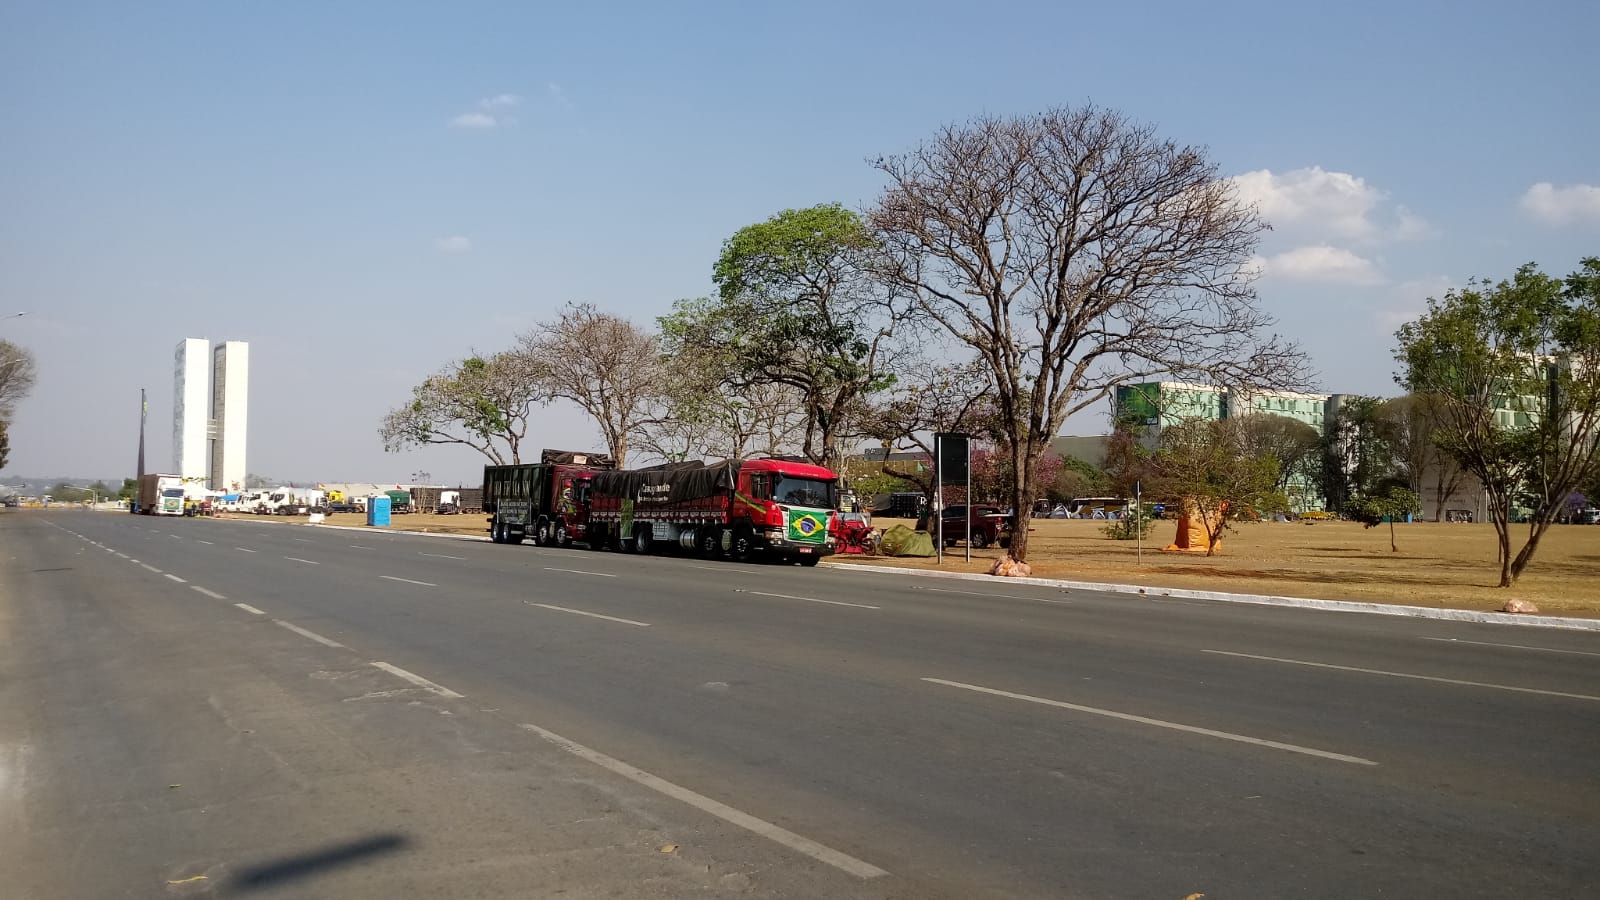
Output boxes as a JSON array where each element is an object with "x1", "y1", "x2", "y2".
[{"x1": 822, "y1": 561, "x2": 1600, "y2": 632}]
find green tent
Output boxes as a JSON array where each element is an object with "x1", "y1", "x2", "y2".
[{"x1": 877, "y1": 524, "x2": 935, "y2": 557}]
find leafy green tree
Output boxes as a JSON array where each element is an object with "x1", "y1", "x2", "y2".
[
  {"x1": 1150, "y1": 418, "x2": 1281, "y2": 556},
  {"x1": 1395, "y1": 259, "x2": 1600, "y2": 587},
  {"x1": 381, "y1": 351, "x2": 544, "y2": 465},
  {"x1": 662, "y1": 204, "x2": 912, "y2": 470},
  {"x1": 117, "y1": 478, "x2": 137, "y2": 501},
  {"x1": 870, "y1": 106, "x2": 1306, "y2": 561},
  {"x1": 1347, "y1": 486, "x2": 1421, "y2": 553},
  {"x1": 1049, "y1": 455, "x2": 1109, "y2": 503}
]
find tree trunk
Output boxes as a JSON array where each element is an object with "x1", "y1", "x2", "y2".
[
  {"x1": 1388, "y1": 518, "x2": 1397, "y2": 553},
  {"x1": 1008, "y1": 439, "x2": 1040, "y2": 561},
  {"x1": 1492, "y1": 506, "x2": 1513, "y2": 587},
  {"x1": 1509, "y1": 520, "x2": 1550, "y2": 583}
]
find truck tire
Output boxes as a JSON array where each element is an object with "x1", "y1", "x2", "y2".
[
  {"x1": 632, "y1": 525, "x2": 652, "y2": 555},
  {"x1": 555, "y1": 524, "x2": 572, "y2": 548},
  {"x1": 798, "y1": 554, "x2": 821, "y2": 567},
  {"x1": 729, "y1": 525, "x2": 755, "y2": 563},
  {"x1": 533, "y1": 518, "x2": 551, "y2": 547},
  {"x1": 698, "y1": 526, "x2": 722, "y2": 558},
  {"x1": 491, "y1": 521, "x2": 504, "y2": 543}
]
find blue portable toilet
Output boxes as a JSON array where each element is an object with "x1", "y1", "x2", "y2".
[{"x1": 367, "y1": 495, "x2": 392, "y2": 527}]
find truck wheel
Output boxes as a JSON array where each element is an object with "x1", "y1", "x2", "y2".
[
  {"x1": 729, "y1": 526, "x2": 754, "y2": 562},
  {"x1": 533, "y1": 519, "x2": 551, "y2": 547},
  {"x1": 798, "y1": 555, "x2": 821, "y2": 567},
  {"x1": 555, "y1": 524, "x2": 572, "y2": 548},
  {"x1": 632, "y1": 525, "x2": 652, "y2": 555},
  {"x1": 491, "y1": 521, "x2": 504, "y2": 544},
  {"x1": 698, "y1": 526, "x2": 722, "y2": 558}
]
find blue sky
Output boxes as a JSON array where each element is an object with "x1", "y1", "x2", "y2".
[{"x1": 3, "y1": 0, "x2": 1597, "y2": 484}]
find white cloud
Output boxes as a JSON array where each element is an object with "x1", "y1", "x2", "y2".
[
  {"x1": 546, "y1": 82, "x2": 573, "y2": 108},
  {"x1": 1519, "y1": 182, "x2": 1600, "y2": 226},
  {"x1": 449, "y1": 93, "x2": 523, "y2": 129},
  {"x1": 1230, "y1": 166, "x2": 1429, "y2": 243},
  {"x1": 1259, "y1": 245, "x2": 1386, "y2": 286},
  {"x1": 433, "y1": 236, "x2": 472, "y2": 253},
  {"x1": 450, "y1": 111, "x2": 498, "y2": 129},
  {"x1": 478, "y1": 93, "x2": 522, "y2": 110}
]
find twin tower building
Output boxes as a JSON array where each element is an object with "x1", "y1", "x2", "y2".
[{"x1": 173, "y1": 338, "x2": 249, "y2": 492}]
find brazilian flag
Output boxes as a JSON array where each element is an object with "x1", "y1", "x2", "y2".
[{"x1": 786, "y1": 509, "x2": 827, "y2": 544}]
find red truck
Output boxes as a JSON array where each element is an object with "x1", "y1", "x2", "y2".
[
  {"x1": 586, "y1": 457, "x2": 839, "y2": 565},
  {"x1": 482, "y1": 450, "x2": 618, "y2": 546}
]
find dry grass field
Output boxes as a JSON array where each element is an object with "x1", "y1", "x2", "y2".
[{"x1": 217, "y1": 510, "x2": 1600, "y2": 615}]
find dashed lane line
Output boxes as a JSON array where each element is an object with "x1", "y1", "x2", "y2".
[
  {"x1": 735, "y1": 589, "x2": 878, "y2": 610},
  {"x1": 1202, "y1": 649, "x2": 1600, "y2": 703},
  {"x1": 1423, "y1": 636, "x2": 1600, "y2": 658},
  {"x1": 235, "y1": 547, "x2": 256, "y2": 553},
  {"x1": 922, "y1": 677, "x2": 1378, "y2": 767},
  {"x1": 284, "y1": 557, "x2": 321, "y2": 565},
  {"x1": 519, "y1": 722, "x2": 889, "y2": 879},
  {"x1": 191, "y1": 586, "x2": 226, "y2": 600},
  {"x1": 525, "y1": 602, "x2": 651, "y2": 627},
  {"x1": 420, "y1": 552, "x2": 466, "y2": 560},
  {"x1": 235, "y1": 603, "x2": 266, "y2": 615},
  {"x1": 273, "y1": 620, "x2": 345, "y2": 648},
  {"x1": 163, "y1": 573, "x2": 187, "y2": 583},
  {"x1": 379, "y1": 575, "x2": 436, "y2": 587},
  {"x1": 371, "y1": 662, "x2": 463, "y2": 698},
  {"x1": 139, "y1": 563, "x2": 162, "y2": 573},
  {"x1": 543, "y1": 567, "x2": 615, "y2": 578}
]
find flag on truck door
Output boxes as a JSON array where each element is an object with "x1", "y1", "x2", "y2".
[{"x1": 786, "y1": 509, "x2": 827, "y2": 544}]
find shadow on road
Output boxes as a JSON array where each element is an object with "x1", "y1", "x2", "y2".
[{"x1": 227, "y1": 832, "x2": 410, "y2": 892}]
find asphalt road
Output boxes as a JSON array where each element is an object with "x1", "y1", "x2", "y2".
[{"x1": 5, "y1": 510, "x2": 1598, "y2": 898}]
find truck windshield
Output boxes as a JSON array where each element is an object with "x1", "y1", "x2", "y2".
[
  {"x1": 161, "y1": 489, "x2": 184, "y2": 498},
  {"x1": 773, "y1": 476, "x2": 835, "y2": 508}
]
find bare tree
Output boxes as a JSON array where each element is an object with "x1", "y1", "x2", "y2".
[
  {"x1": 634, "y1": 368, "x2": 808, "y2": 464},
  {"x1": 1381, "y1": 393, "x2": 1467, "y2": 520},
  {"x1": 521, "y1": 303, "x2": 664, "y2": 467},
  {"x1": 1236, "y1": 414, "x2": 1322, "y2": 500},
  {"x1": 0, "y1": 340, "x2": 38, "y2": 418},
  {"x1": 870, "y1": 106, "x2": 1306, "y2": 560},
  {"x1": 381, "y1": 351, "x2": 543, "y2": 465},
  {"x1": 859, "y1": 359, "x2": 995, "y2": 521}
]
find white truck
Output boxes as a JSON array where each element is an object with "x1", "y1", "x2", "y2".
[{"x1": 137, "y1": 473, "x2": 186, "y2": 516}]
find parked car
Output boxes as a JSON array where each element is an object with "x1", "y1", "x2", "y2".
[{"x1": 939, "y1": 504, "x2": 1006, "y2": 549}]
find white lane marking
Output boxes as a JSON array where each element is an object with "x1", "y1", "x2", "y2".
[
  {"x1": 140, "y1": 563, "x2": 162, "y2": 573},
  {"x1": 735, "y1": 589, "x2": 878, "y2": 610},
  {"x1": 913, "y1": 586, "x2": 1071, "y2": 604},
  {"x1": 1423, "y1": 637, "x2": 1600, "y2": 658},
  {"x1": 197, "y1": 540, "x2": 214, "y2": 545},
  {"x1": 420, "y1": 552, "x2": 466, "y2": 560},
  {"x1": 379, "y1": 575, "x2": 436, "y2": 587},
  {"x1": 235, "y1": 547, "x2": 256, "y2": 553},
  {"x1": 128, "y1": 559, "x2": 140, "y2": 564},
  {"x1": 273, "y1": 620, "x2": 346, "y2": 648},
  {"x1": 104, "y1": 547, "x2": 114, "y2": 552},
  {"x1": 191, "y1": 586, "x2": 226, "y2": 600},
  {"x1": 685, "y1": 564, "x2": 731, "y2": 572},
  {"x1": 293, "y1": 538, "x2": 311, "y2": 542},
  {"x1": 526, "y1": 602, "x2": 650, "y2": 627},
  {"x1": 234, "y1": 603, "x2": 265, "y2": 615},
  {"x1": 284, "y1": 556, "x2": 321, "y2": 565},
  {"x1": 1203, "y1": 650, "x2": 1600, "y2": 703},
  {"x1": 163, "y1": 573, "x2": 187, "y2": 583},
  {"x1": 543, "y1": 566, "x2": 615, "y2": 578},
  {"x1": 518, "y1": 722, "x2": 889, "y2": 879},
  {"x1": 923, "y1": 677, "x2": 1377, "y2": 766},
  {"x1": 169, "y1": 534, "x2": 182, "y2": 539},
  {"x1": 114, "y1": 552, "x2": 128, "y2": 558},
  {"x1": 371, "y1": 662, "x2": 463, "y2": 698},
  {"x1": 350, "y1": 545, "x2": 373, "y2": 549}
]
